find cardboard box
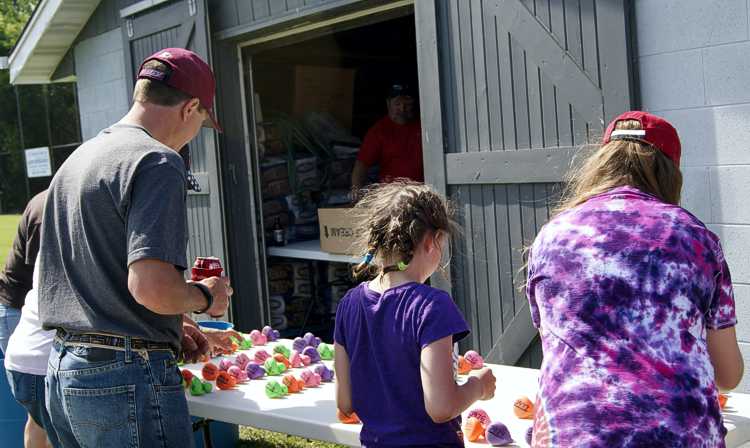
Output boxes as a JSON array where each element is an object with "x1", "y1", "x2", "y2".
[
  {"x1": 267, "y1": 263, "x2": 292, "y2": 282},
  {"x1": 269, "y1": 279, "x2": 294, "y2": 296},
  {"x1": 263, "y1": 179, "x2": 291, "y2": 199},
  {"x1": 318, "y1": 208, "x2": 363, "y2": 255},
  {"x1": 291, "y1": 262, "x2": 313, "y2": 281},
  {"x1": 293, "y1": 65, "x2": 355, "y2": 130}
]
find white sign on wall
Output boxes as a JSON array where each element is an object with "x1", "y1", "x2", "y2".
[{"x1": 25, "y1": 147, "x2": 52, "y2": 178}]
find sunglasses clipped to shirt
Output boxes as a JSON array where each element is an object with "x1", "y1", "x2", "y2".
[{"x1": 181, "y1": 145, "x2": 202, "y2": 192}]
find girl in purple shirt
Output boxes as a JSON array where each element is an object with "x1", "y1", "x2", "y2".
[
  {"x1": 334, "y1": 182, "x2": 496, "y2": 447},
  {"x1": 526, "y1": 111, "x2": 744, "y2": 447}
]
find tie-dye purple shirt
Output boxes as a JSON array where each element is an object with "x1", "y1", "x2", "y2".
[{"x1": 526, "y1": 186, "x2": 736, "y2": 448}]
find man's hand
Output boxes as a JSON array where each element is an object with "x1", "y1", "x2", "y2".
[
  {"x1": 181, "y1": 324, "x2": 209, "y2": 363},
  {"x1": 198, "y1": 276, "x2": 233, "y2": 317},
  {"x1": 205, "y1": 329, "x2": 243, "y2": 355}
]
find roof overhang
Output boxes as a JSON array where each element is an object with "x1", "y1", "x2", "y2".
[{"x1": 8, "y1": 0, "x2": 100, "y2": 85}]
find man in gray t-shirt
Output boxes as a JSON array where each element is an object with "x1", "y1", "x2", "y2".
[{"x1": 41, "y1": 48, "x2": 230, "y2": 448}]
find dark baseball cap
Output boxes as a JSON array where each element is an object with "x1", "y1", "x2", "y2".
[
  {"x1": 137, "y1": 48, "x2": 222, "y2": 132},
  {"x1": 386, "y1": 82, "x2": 415, "y2": 99},
  {"x1": 603, "y1": 111, "x2": 681, "y2": 166}
]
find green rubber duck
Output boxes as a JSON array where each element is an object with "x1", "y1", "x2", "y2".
[
  {"x1": 264, "y1": 358, "x2": 286, "y2": 376},
  {"x1": 317, "y1": 343, "x2": 334, "y2": 361},
  {"x1": 265, "y1": 380, "x2": 289, "y2": 398},
  {"x1": 273, "y1": 345, "x2": 291, "y2": 359}
]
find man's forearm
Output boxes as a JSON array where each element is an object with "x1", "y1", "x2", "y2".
[
  {"x1": 152, "y1": 281, "x2": 208, "y2": 315},
  {"x1": 351, "y1": 160, "x2": 369, "y2": 191},
  {"x1": 129, "y1": 261, "x2": 209, "y2": 315}
]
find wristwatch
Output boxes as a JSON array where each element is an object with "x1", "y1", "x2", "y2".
[{"x1": 193, "y1": 283, "x2": 214, "y2": 314}]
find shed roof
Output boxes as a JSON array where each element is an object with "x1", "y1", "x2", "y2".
[{"x1": 9, "y1": 0, "x2": 100, "y2": 84}]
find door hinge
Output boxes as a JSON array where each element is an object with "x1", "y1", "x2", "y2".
[
  {"x1": 188, "y1": 0, "x2": 197, "y2": 16},
  {"x1": 126, "y1": 19, "x2": 134, "y2": 38}
]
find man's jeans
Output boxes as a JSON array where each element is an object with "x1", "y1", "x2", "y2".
[
  {"x1": 0, "y1": 303, "x2": 22, "y2": 355},
  {"x1": 6, "y1": 369, "x2": 60, "y2": 447},
  {"x1": 46, "y1": 337, "x2": 194, "y2": 448}
]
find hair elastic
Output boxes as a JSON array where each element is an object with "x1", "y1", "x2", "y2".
[
  {"x1": 397, "y1": 261, "x2": 409, "y2": 271},
  {"x1": 362, "y1": 253, "x2": 374, "y2": 265}
]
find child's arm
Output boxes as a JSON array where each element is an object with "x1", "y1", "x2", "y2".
[
  {"x1": 707, "y1": 326, "x2": 744, "y2": 391},
  {"x1": 420, "y1": 335, "x2": 495, "y2": 423},
  {"x1": 334, "y1": 342, "x2": 354, "y2": 415}
]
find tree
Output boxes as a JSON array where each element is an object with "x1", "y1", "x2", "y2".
[{"x1": 0, "y1": 1, "x2": 42, "y2": 212}]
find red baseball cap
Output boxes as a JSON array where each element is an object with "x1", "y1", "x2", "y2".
[
  {"x1": 602, "y1": 111, "x2": 680, "y2": 166},
  {"x1": 137, "y1": 48, "x2": 221, "y2": 132}
]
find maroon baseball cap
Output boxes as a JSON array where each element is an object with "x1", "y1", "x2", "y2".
[
  {"x1": 602, "y1": 111, "x2": 681, "y2": 166},
  {"x1": 137, "y1": 48, "x2": 222, "y2": 132}
]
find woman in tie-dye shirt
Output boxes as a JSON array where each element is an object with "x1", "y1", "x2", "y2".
[{"x1": 526, "y1": 111, "x2": 743, "y2": 448}]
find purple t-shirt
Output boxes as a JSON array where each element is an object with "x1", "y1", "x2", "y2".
[
  {"x1": 334, "y1": 281, "x2": 470, "y2": 447},
  {"x1": 527, "y1": 186, "x2": 737, "y2": 447}
]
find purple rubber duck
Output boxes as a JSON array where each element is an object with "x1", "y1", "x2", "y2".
[
  {"x1": 262, "y1": 326, "x2": 281, "y2": 342},
  {"x1": 485, "y1": 421, "x2": 513, "y2": 446},
  {"x1": 245, "y1": 362, "x2": 266, "y2": 380},
  {"x1": 302, "y1": 346, "x2": 321, "y2": 364},
  {"x1": 303, "y1": 332, "x2": 321, "y2": 348},
  {"x1": 292, "y1": 337, "x2": 307, "y2": 353},
  {"x1": 314, "y1": 364, "x2": 334, "y2": 382}
]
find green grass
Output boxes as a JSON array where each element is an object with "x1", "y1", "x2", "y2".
[
  {"x1": 237, "y1": 427, "x2": 346, "y2": 448},
  {"x1": 0, "y1": 215, "x2": 21, "y2": 262}
]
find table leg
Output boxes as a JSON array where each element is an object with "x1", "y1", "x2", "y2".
[{"x1": 192, "y1": 417, "x2": 214, "y2": 448}]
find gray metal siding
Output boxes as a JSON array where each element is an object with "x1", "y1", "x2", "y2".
[
  {"x1": 450, "y1": 183, "x2": 555, "y2": 358},
  {"x1": 418, "y1": 0, "x2": 632, "y2": 367},
  {"x1": 445, "y1": 0, "x2": 606, "y2": 155},
  {"x1": 77, "y1": 0, "x2": 139, "y2": 42}
]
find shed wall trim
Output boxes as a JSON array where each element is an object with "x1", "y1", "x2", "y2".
[
  {"x1": 120, "y1": 0, "x2": 171, "y2": 18},
  {"x1": 415, "y1": 0, "x2": 450, "y2": 293},
  {"x1": 216, "y1": 0, "x2": 372, "y2": 41},
  {"x1": 232, "y1": 0, "x2": 412, "y2": 47}
]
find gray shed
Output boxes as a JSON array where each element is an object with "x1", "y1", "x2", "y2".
[{"x1": 9, "y1": 0, "x2": 635, "y2": 367}]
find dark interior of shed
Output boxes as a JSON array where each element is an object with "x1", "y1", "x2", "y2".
[{"x1": 243, "y1": 13, "x2": 418, "y2": 339}]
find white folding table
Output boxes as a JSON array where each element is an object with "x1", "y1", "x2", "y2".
[{"x1": 182, "y1": 339, "x2": 750, "y2": 447}]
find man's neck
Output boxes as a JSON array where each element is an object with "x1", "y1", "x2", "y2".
[{"x1": 119, "y1": 102, "x2": 182, "y2": 151}]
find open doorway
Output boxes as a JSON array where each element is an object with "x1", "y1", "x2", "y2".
[{"x1": 241, "y1": 10, "x2": 418, "y2": 339}]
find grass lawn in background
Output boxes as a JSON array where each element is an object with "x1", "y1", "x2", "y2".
[
  {"x1": 0, "y1": 215, "x2": 21, "y2": 261},
  {"x1": 238, "y1": 427, "x2": 346, "y2": 448}
]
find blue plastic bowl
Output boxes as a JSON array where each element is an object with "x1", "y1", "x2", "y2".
[{"x1": 197, "y1": 320, "x2": 234, "y2": 332}]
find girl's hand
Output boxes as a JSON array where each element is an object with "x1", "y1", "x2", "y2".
[{"x1": 470, "y1": 368, "x2": 497, "y2": 400}]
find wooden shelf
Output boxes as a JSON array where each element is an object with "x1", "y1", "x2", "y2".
[{"x1": 266, "y1": 239, "x2": 358, "y2": 264}]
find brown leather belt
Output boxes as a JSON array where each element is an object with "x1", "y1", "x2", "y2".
[{"x1": 55, "y1": 329, "x2": 174, "y2": 353}]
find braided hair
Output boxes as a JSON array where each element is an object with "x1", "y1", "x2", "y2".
[{"x1": 350, "y1": 181, "x2": 458, "y2": 282}]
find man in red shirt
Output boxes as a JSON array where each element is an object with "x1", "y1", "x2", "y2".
[{"x1": 351, "y1": 83, "x2": 423, "y2": 195}]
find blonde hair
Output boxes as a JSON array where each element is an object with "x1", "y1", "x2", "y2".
[
  {"x1": 350, "y1": 181, "x2": 459, "y2": 282},
  {"x1": 554, "y1": 119, "x2": 683, "y2": 215}
]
